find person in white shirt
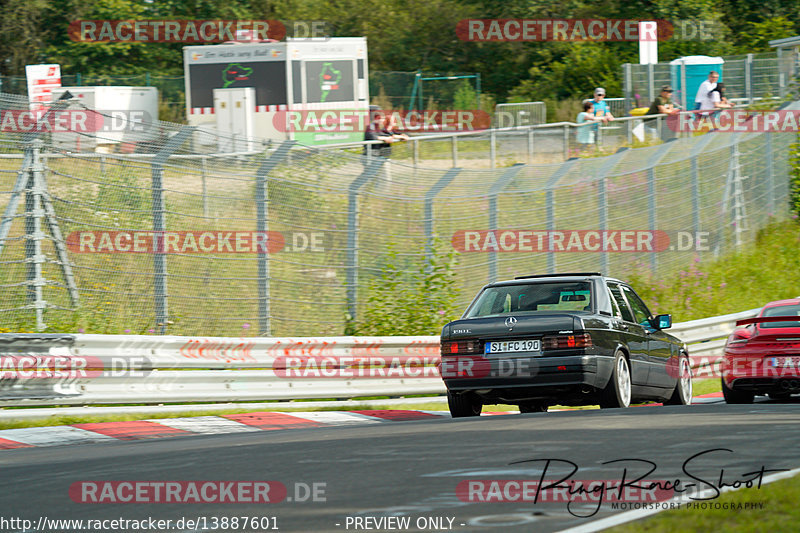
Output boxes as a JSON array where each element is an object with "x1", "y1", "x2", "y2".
[{"x1": 694, "y1": 71, "x2": 719, "y2": 111}]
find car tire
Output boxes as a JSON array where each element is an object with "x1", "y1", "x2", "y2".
[
  {"x1": 447, "y1": 391, "x2": 482, "y2": 417},
  {"x1": 600, "y1": 351, "x2": 632, "y2": 408},
  {"x1": 519, "y1": 402, "x2": 548, "y2": 413},
  {"x1": 721, "y1": 377, "x2": 754, "y2": 404},
  {"x1": 664, "y1": 355, "x2": 693, "y2": 406}
]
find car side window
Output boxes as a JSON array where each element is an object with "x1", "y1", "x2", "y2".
[
  {"x1": 621, "y1": 285, "x2": 651, "y2": 325},
  {"x1": 607, "y1": 283, "x2": 635, "y2": 323},
  {"x1": 607, "y1": 287, "x2": 622, "y2": 318}
]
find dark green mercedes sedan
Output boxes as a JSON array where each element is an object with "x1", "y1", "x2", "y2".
[{"x1": 440, "y1": 272, "x2": 692, "y2": 417}]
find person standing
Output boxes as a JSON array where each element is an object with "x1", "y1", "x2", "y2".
[
  {"x1": 576, "y1": 100, "x2": 601, "y2": 151},
  {"x1": 694, "y1": 71, "x2": 719, "y2": 111},
  {"x1": 591, "y1": 88, "x2": 614, "y2": 123}
]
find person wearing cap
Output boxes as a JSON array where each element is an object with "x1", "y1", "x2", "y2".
[
  {"x1": 646, "y1": 85, "x2": 679, "y2": 141},
  {"x1": 646, "y1": 86, "x2": 679, "y2": 116},
  {"x1": 591, "y1": 88, "x2": 614, "y2": 123}
]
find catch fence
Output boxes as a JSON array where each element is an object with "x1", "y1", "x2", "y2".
[{"x1": 0, "y1": 92, "x2": 796, "y2": 336}]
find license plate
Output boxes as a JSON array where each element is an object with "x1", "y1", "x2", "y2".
[
  {"x1": 485, "y1": 340, "x2": 541, "y2": 354},
  {"x1": 770, "y1": 357, "x2": 800, "y2": 368}
]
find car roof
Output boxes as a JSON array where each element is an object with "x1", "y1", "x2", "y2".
[
  {"x1": 489, "y1": 273, "x2": 625, "y2": 287},
  {"x1": 760, "y1": 298, "x2": 800, "y2": 310}
]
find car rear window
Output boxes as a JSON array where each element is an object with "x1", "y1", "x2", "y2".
[
  {"x1": 465, "y1": 282, "x2": 592, "y2": 318},
  {"x1": 761, "y1": 304, "x2": 800, "y2": 328}
]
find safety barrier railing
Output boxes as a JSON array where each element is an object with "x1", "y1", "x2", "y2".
[{"x1": 0, "y1": 308, "x2": 761, "y2": 406}]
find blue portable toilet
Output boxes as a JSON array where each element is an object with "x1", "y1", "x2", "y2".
[{"x1": 669, "y1": 55, "x2": 724, "y2": 110}]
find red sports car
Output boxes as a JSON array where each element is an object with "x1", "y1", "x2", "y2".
[{"x1": 721, "y1": 298, "x2": 800, "y2": 403}]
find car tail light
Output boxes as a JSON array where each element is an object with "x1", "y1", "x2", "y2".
[
  {"x1": 441, "y1": 340, "x2": 482, "y2": 355},
  {"x1": 542, "y1": 333, "x2": 593, "y2": 350}
]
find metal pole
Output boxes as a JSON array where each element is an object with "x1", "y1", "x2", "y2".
[
  {"x1": 488, "y1": 164, "x2": 524, "y2": 283},
  {"x1": 413, "y1": 138, "x2": 419, "y2": 167},
  {"x1": 598, "y1": 178, "x2": 608, "y2": 275},
  {"x1": 255, "y1": 140, "x2": 296, "y2": 336},
  {"x1": 691, "y1": 157, "x2": 700, "y2": 235},
  {"x1": 745, "y1": 55, "x2": 753, "y2": 105},
  {"x1": 346, "y1": 158, "x2": 385, "y2": 322},
  {"x1": 424, "y1": 168, "x2": 461, "y2": 267},
  {"x1": 527, "y1": 128, "x2": 534, "y2": 164},
  {"x1": 451, "y1": 135, "x2": 458, "y2": 168},
  {"x1": 648, "y1": 63, "x2": 655, "y2": 103},
  {"x1": 151, "y1": 126, "x2": 195, "y2": 334},
  {"x1": 201, "y1": 156, "x2": 209, "y2": 219},
  {"x1": 26, "y1": 141, "x2": 46, "y2": 331},
  {"x1": 490, "y1": 130, "x2": 496, "y2": 168},
  {"x1": 0, "y1": 151, "x2": 32, "y2": 258},
  {"x1": 680, "y1": 60, "x2": 688, "y2": 112},
  {"x1": 563, "y1": 124, "x2": 569, "y2": 161},
  {"x1": 544, "y1": 158, "x2": 579, "y2": 274},
  {"x1": 647, "y1": 167, "x2": 657, "y2": 271},
  {"x1": 765, "y1": 132, "x2": 774, "y2": 216}
]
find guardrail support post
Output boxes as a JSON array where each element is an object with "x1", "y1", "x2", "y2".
[
  {"x1": 346, "y1": 158, "x2": 385, "y2": 323},
  {"x1": 424, "y1": 168, "x2": 461, "y2": 268},
  {"x1": 488, "y1": 164, "x2": 524, "y2": 283},
  {"x1": 255, "y1": 140, "x2": 296, "y2": 336},
  {"x1": 151, "y1": 126, "x2": 195, "y2": 334}
]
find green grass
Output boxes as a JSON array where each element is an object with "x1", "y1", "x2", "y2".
[
  {"x1": 608, "y1": 471, "x2": 800, "y2": 533},
  {"x1": 629, "y1": 220, "x2": 800, "y2": 322}
]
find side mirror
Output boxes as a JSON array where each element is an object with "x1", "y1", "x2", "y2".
[{"x1": 652, "y1": 314, "x2": 672, "y2": 330}]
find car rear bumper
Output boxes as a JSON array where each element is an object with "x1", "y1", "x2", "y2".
[
  {"x1": 729, "y1": 377, "x2": 800, "y2": 394},
  {"x1": 442, "y1": 354, "x2": 613, "y2": 402}
]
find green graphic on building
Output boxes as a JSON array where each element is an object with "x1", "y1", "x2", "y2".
[
  {"x1": 320, "y1": 62, "x2": 342, "y2": 102},
  {"x1": 222, "y1": 63, "x2": 253, "y2": 88}
]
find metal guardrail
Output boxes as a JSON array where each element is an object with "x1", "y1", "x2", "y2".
[{"x1": 0, "y1": 308, "x2": 762, "y2": 406}]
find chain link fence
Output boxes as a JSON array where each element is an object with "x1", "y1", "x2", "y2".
[
  {"x1": 0, "y1": 92, "x2": 796, "y2": 337},
  {"x1": 623, "y1": 51, "x2": 792, "y2": 111}
]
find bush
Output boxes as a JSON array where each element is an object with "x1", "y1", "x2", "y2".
[{"x1": 347, "y1": 244, "x2": 460, "y2": 336}]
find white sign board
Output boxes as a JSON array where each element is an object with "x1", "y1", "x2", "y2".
[{"x1": 25, "y1": 64, "x2": 62, "y2": 110}]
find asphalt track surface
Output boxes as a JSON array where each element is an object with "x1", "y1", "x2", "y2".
[{"x1": 1, "y1": 402, "x2": 800, "y2": 533}]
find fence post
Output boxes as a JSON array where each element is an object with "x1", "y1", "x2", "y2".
[
  {"x1": 424, "y1": 168, "x2": 461, "y2": 267},
  {"x1": 452, "y1": 135, "x2": 458, "y2": 168},
  {"x1": 766, "y1": 132, "x2": 775, "y2": 217},
  {"x1": 346, "y1": 158, "x2": 385, "y2": 323},
  {"x1": 648, "y1": 63, "x2": 655, "y2": 103},
  {"x1": 413, "y1": 138, "x2": 419, "y2": 167},
  {"x1": 598, "y1": 177, "x2": 608, "y2": 275},
  {"x1": 490, "y1": 130, "x2": 496, "y2": 168},
  {"x1": 745, "y1": 54, "x2": 754, "y2": 105},
  {"x1": 26, "y1": 140, "x2": 46, "y2": 331},
  {"x1": 545, "y1": 158, "x2": 579, "y2": 274},
  {"x1": 254, "y1": 140, "x2": 295, "y2": 336},
  {"x1": 201, "y1": 156, "x2": 209, "y2": 218},
  {"x1": 151, "y1": 126, "x2": 195, "y2": 334},
  {"x1": 527, "y1": 128, "x2": 534, "y2": 163},
  {"x1": 680, "y1": 60, "x2": 688, "y2": 111},
  {"x1": 488, "y1": 164, "x2": 524, "y2": 282},
  {"x1": 563, "y1": 124, "x2": 570, "y2": 160}
]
